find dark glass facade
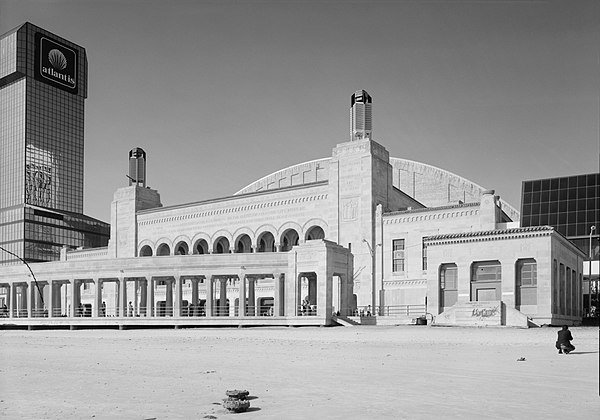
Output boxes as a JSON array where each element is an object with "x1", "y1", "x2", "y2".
[
  {"x1": 521, "y1": 173, "x2": 599, "y2": 257},
  {"x1": 0, "y1": 23, "x2": 109, "y2": 265}
]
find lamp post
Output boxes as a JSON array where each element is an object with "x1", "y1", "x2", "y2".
[
  {"x1": 0, "y1": 245, "x2": 44, "y2": 310},
  {"x1": 363, "y1": 239, "x2": 382, "y2": 315},
  {"x1": 590, "y1": 225, "x2": 596, "y2": 318}
]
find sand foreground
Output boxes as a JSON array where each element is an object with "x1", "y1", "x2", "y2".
[{"x1": 1, "y1": 325, "x2": 598, "y2": 419}]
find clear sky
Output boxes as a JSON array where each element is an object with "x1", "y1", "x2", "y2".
[{"x1": 1, "y1": 0, "x2": 598, "y2": 223}]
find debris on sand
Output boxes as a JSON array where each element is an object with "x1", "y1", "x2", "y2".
[
  {"x1": 517, "y1": 357, "x2": 526, "y2": 361},
  {"x1": 223, "y1": 389, "x2": 251, "y2": 413}
]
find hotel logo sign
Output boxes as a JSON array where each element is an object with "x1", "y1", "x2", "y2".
[{"x1": 34, "y1": 33, "x2": 78, "y2": 94}]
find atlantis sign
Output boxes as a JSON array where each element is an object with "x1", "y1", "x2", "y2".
[{"x1": 35, "y1": 33, "x2": 78, "y2": 94}]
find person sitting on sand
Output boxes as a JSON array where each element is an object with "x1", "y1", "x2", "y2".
[{"x1": 556, "y1": 325, "x2": 575, "y2": 354}]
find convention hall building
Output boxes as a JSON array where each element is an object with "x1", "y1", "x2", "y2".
[{"x1": 0, "y1": 24, "x2": 587, "y2": 329}]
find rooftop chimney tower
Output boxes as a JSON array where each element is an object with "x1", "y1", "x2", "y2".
[
  {"x1": 350, "y1": 90, "x2": 372, "y2": 141},
  {"x1": 128, "y1": 147, "x2": 146, "y2": 187}
]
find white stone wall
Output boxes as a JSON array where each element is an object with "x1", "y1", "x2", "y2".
[
  {"x1": 379, "y1": 204, "x2": 482, "y2": 306},
  {"x1": 136, "y1": 183, "x2": 330, "y2": 254}
]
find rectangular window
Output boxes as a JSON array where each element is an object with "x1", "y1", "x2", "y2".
[
  {"x1": 518, "y1": 262, "x2": 537, "y2": 286},
  {"x1": 552, "y1": 260, "x2": 558, "y2": 314},
  {"x1": 517, "y1": 259, "x2": 537, "y2": 306},
  {"x1": 422, "y1": 241, "x2": 427, "y2": 271},
  {"x1": 392, "y1": 239, "x2": 405, "y2": 272},
  {"x1": 559, "y1": 263, "x2": 565, "y2": 315},
  {"x1": 472, "y1": 262, "x2": 501, "y2": 282}
]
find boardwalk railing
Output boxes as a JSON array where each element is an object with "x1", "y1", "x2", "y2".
[{"x1": 375, "y1": 304, "x2": 426, "y2": 317}]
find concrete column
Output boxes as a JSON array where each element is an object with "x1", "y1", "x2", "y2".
[
  {"x1": 35, "y1": 283, "x2": 45, "y2": 317},
  {"x1": 457, "y1": 262, "x2": 471, "y2": 303},
  {"x1": 338, "y1": 275, "x2": 347, "y2": 316},
  {"x1": 219, "y1": 279, "x2": 227, "y2": 316},
  {"x1": 206, "y1": 277, "x2": 214, "y2": 316},
  {"x1": 229, "y1": 278, "x2": 237, "y2": 317},
  {"x1": 319, "y1": 270, "x2": 332, "y2": 319},
  {"x1": 119, "y1": 277, "x2": 127, "y2": 317},
  {"x1": 27, "y1": 283, "x2": 33, "y2": 318},
  {"x1": 295, "y1": 274, "x2": 303, "y2": 316},
  {"x1": 166, "y1": 279, "x2": 174, "y2": 317},
  {"x1": 248, "y1": 279, "x2": 256, "y2": 316},
  {"x1": 238, "y1": 275, "x2": 246, "y2": 317},
  {"x1": 273, "y1": 273, "x2": 282, "y2": 316},
  {"x1": 54, "y1": 283, "x2": 62, "y2": 316},
  {"x1": 134, "y1": 280, "x2": 140, "y2": 315},
  {"x1": 7, "y1": 285, "x2": 13, "y2": 318},
  {"x1": 140, "y1": 279, "x2": 147, "y2": 317},
  {"x1": 502, "y1": 259, "x2": 516, "y2": 307},
  {"x1": 147, "y1": 278, "x2": 154, "y2": 317},
  {"x1": 48, "y1": 282, "x2": 54, "y2": 318},
  {"x1": 94, "y1": 279, "x2": 102, "y2": 317},
  {"x1": 70, "y1": 281, "x2": 77, "y2": 318},
  {"x1": 114, "y1": 281, "x2": 120, "y2": 317},
  {"x1": 174, "y1": 276, "x2": 182, "y2": 317},
  {"x1": 192, "y1": 279, "x2": 199, "y2": 306}
]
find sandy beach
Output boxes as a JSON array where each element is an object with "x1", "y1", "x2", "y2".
[{"x1": 1, "y1": 325, "x2": 598, "y2": 419}]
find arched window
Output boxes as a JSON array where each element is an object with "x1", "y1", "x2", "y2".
[
  {"x1": 214, "y1": 237, "x2": 230, "y2": 254},
  {"x1": 174, "y1": 241, "x2": 189, "y2": 255},
  {"x1": 156, "y1": 243, "x2": 171, "y2": 256},
  {"x1": 139, "y1": 245, "x2": 153, "y2": 257},
  {"x1": 193, "y1": 239, "x2": 208, "y2": 255},
  {"x1": 235, "y1": 234, "x2": 252, "y2": 253},
  {"x1": 516, "y1": 258, "x2": 537, "y2": 308},
  {"x1": 280, "y1": 229, "x2": 299, "y2": 252},
  {"x1": 305, "y1": 226, "x2": 325, "y2": 241},
  {"x1": 257, "y1": 232, "x2": 275, "y2": 252}
]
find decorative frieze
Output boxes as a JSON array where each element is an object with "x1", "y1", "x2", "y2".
[{"x1": 139, "y1": 193, "x2": 328, "y2": 226}]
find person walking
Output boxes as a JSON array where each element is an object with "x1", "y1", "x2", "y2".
[{"x1": 556, "y1": 325, "x2": 575, "y2": 354}]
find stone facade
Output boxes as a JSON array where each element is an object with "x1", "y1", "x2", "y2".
[{"x1": 0, "y1": 91, "x2": 586, "y2": 328}]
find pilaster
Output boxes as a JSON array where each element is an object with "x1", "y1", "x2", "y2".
[
  {"x1": 238, "y1": 274, "x2": 246, "y2": 317},
  {"x1": 174, "y1": 276, "x2": 182, "y2": 317},
  {"x1": 48, "y1": 281, "x2": 54, "y2": 318},
  {"x1": 94, "y1": 279, "x2": 102, "y2": 317},
  {"x1": 206, "y1": 276, "x2": 214, "y2": 316}
]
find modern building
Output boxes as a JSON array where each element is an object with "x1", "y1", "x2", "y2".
[
  {"x1": 521, "y1": 174, "x2": 599, "y2": 317},
  {"x1": 0, "y1": 23, "x2": 110, "y2": 265},
  {"x1": 0, "y1": 24, "x2": 587, "y2": 328}
]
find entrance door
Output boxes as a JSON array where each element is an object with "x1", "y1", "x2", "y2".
[{"x1": 471, "y1": 261, "x2": 502, "y2": 301}]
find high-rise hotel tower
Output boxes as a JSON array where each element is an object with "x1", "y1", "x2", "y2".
[
  {"x1": 0, "y1": 23, "x2": 109, "y2": 264},
  {"x1": 350, "y1": 89, "x2": 372, "y2": 141}
]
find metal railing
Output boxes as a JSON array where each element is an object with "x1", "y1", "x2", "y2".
[
  {"x1": 374, "y1": 304, "x2": 426, "y2": 317},
  {"x1": 297, "y1": 305, "x2": 317, "y2": 316}
]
